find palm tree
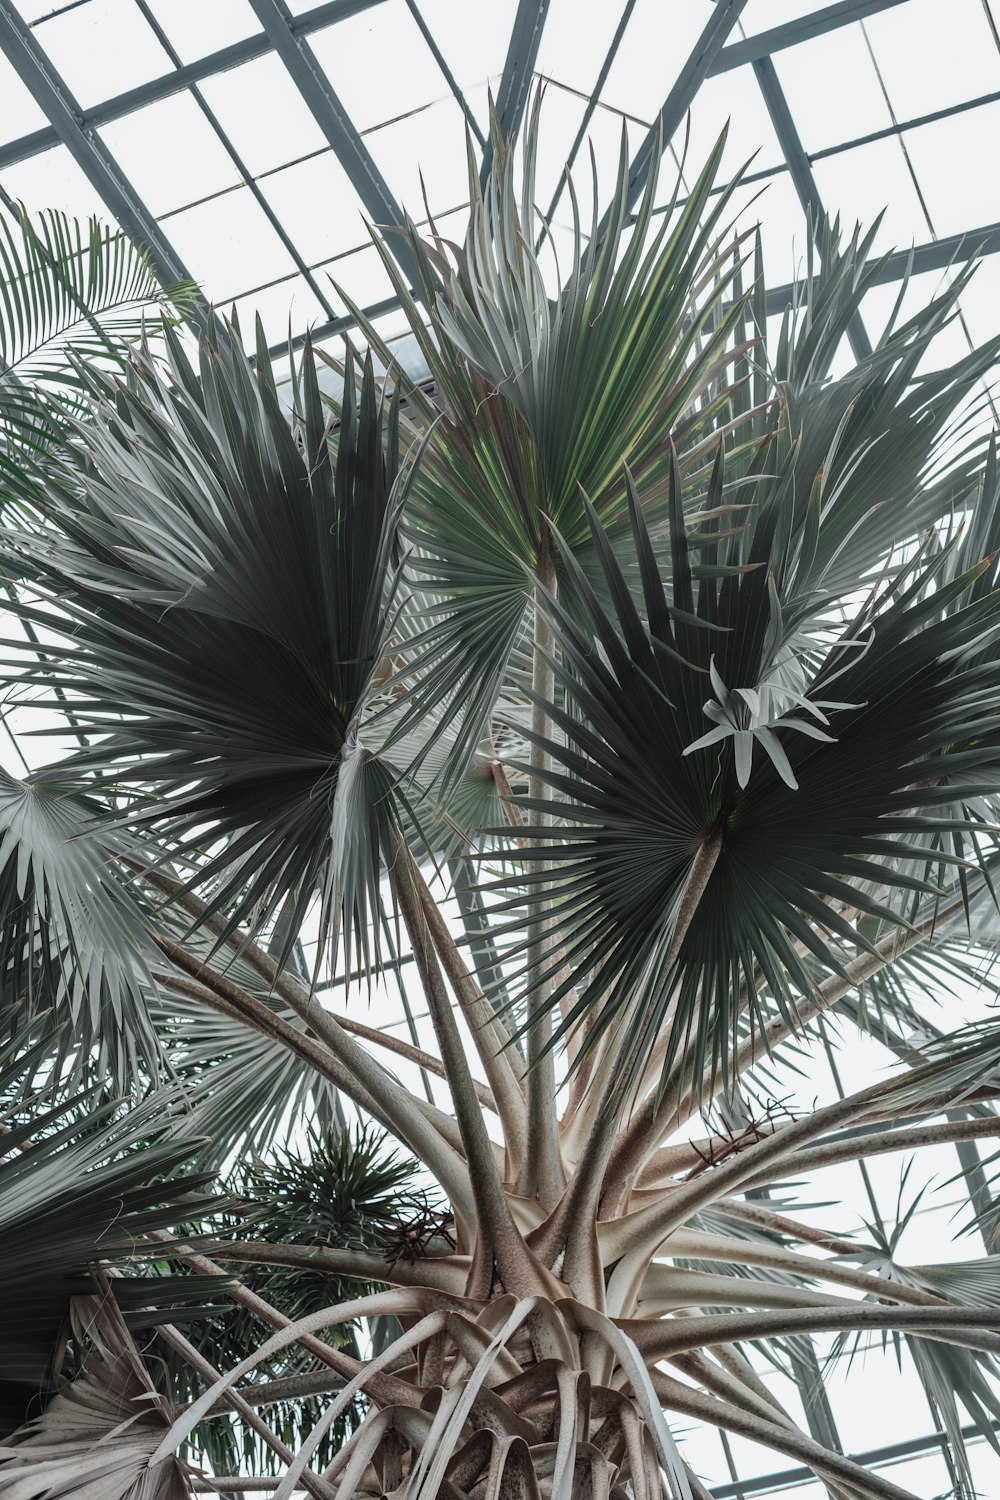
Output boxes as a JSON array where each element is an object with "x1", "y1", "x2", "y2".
[{"x1": 4, "y1": 105, "x2": 1000, "y2": 1499}]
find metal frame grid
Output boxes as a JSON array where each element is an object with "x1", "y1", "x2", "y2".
[{"x1": 1, "y1": 0, "x2": 999, "y2": 1492}]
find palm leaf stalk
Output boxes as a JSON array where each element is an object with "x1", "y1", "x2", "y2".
[{"x1": 5, "y1": 96, "x2": 1000, "y2": 1499}]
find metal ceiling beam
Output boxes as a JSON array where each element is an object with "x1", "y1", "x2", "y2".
[
  {"x1": 0, "y1": 0, "x2": 388, "y2": 172},
  {"x1": 709, "y1": 1419, "x2": 999, "y2": 1498},
  {"x1": 753, "y1": 55, "x2": 872, "y2": 359},
  {"x1": 404, "y1": 0, "x2": 487, "y2": 151},
  {"x1": 0, "y1": 2, "x2": 207, "y2": 324},
  {"x1": 133, "y1": 0, "x2": 338, "y2": 322},
  {"x1": 0, "y1": 0, "x2": 909, "y2": 179},
  {"x1": 245, "y1": 0, "x2": 420, "y2": 293},
  {"x1": 265, "y1": 292, "x2": 400, "y2": 360},
  {"x1": 480, "y1": 0, "x2": 550, "y2": 183},
  {"x1": 710, "y1": 0, "x2": 908, "y2": 74},
  {"x1": 596, "y1": 0, "x2": 748, "y2": 245}
]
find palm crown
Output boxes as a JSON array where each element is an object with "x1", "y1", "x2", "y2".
[{"x1": 2, "y1": 108, "x2": 1000, "y2": 1500}]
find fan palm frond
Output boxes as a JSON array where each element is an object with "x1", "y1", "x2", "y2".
[
  {"x1": 497, "y1": 464, "x2": 1000, "y2": 1096},
  {"x1": 339, "y1": 100, "x2": 752, "y2": 769},
  {"x1": 0, "y1": 1046, "x2": 221, "y2": 1438},
  {"x1": 0, "y1": 767, "x2": 155, "y2": 1081},
  {"x1": 0, "y1": 1286, "x2": 192, "y2": 1498},
  {"x1": 0, "y1": 319, "x2": 406, "y2": 978}
]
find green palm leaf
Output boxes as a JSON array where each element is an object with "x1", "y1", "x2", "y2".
[
  {"x1": 0, "y1": 767, "x2": 156, "y2": 1080},
  {"x1": 0, "y1": 204, "x2": 197, "y2": 459},
  {"x1": 496, "y1": 465, "x2": 1000, "y2": 1096},
  {"x1": 0, "y1": 318, "x2": 405, "y2": 977},
  {"x1": 767, "y1": 217, "x2": 1000, "y2": 601},
  {"x1": 340, "y1": 98, "x2": 751, "y2": 767}
]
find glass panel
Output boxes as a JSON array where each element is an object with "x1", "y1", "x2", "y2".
[
  {"x1": 732, "y1": 169, "x2": 807, "y2": 288},
  {"x1": 738, "y1": 0, "x2": 818, "y2": 29},
  {"x1": 672, "y1": 63, "x2": 785, "y2": 183},
  {"x1": 600, "y1": 0, "x2": 709, "y2": 122},
  {"x1": 902, "y1": 101, "x2": 1000, "y2": 238},
  {"x1": 954, "y1": 252, "x2": 1000, "y2": 346},
  {"x1": 864, "y1": 0, "x2": 1000, "y2": 119},
  {"x1": 228, "y1": 271, "x2": 327, "y2": 350},
  {"x1": 99, "y1": 93, "x2": 242, "y2": 219},
  {"x1": 161, "y1": 188, "x2": 296, "y2": 302},
  {"x1": 363, "y1": 95, "x2": 470, "y2": 221},
  {"x1": 198, "y1": 52, "x2": 328, "y2": 176},
  {"x1": 30, "y1": 0, "x2": 172, "y2": 110},
  {"x1": 402, "y1": 0, "x2": 517, "y2": 131},
  {"x1": 309, "y1": 0, "x2": 443, "y2": 135},
  {"x1": 313, "y1": 239, "x2": 397, "y2": 311},
  {"x1": 813, "y1": 135, "x2": 929, "y2": 256},
  {"x1": 772, "y1": 22, "x2": 893, "y2": 154},
  {"x1": 141, "y1": 0, "x2": 259, "y2": 65},
  {"x1": 535, "y1": 0, "x2": 629, "y2": 96},
  {"x1": 257, "y1": 150, "x2": 371, "y2": 264},
  {"x1": 525, "y1": 83, "x2": 591, "y2": 220},
  {"x1": 0, "y1": 143, "x2": 111, "y2": 220},
  {"x1": 0, "y1": 52, "x2": 50, "y2": 143},
  {"x1": 538, "y1": 94, "x2": 644, "y2": 231},
  {"x1": 11, "y1": 0, "x2": 92, "y2": 21}
]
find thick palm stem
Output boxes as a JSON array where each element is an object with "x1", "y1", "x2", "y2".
[
  {"x1": 741, "y1": 1113, "x2": 1000, "y2": 1186},
  {"x1": 643, "y1": 1230, "x2": 947, "y2": 1308},
  {"x1": 332, "y1": 1007, "x2": 498, "y2": 1111},
  {"x1": 518, "y1": 556, "x2": 564, "y2": 1206},
  {"x1": 186, "y1": 1240, "x2": 470, "y2": 1295},
  {"x1": 599, "y1": 1074, "x2": 931, "y2": 1265},
  {"x1": 392, "y1": 837, "x2": 557, "y2": 1298},
  {"x1": 603, "y1": 887, "x2": 978, "y2": 1206},
  {"x1": 413, "y1": 869, "x2": 529, "y2": 1171},
  {"x1": 542, "y1": 827, "x2": 724, "y2": 1278},
  {"x1": 153, "y1": 945, "x2": 474, "y2": 1219},
  {"x1": 716, "y1": 1198, "x2": 873, "y2": 1254},
  {"x1": 650, "y1": 1371, "x2": 918, "y2": 1500},
  {"x1": 629, "y1": 1305, "x2": 1000, "y2": 1359},
  {"x1": 148, "y1": 1232, "x2": 416, "y2": 1410}
]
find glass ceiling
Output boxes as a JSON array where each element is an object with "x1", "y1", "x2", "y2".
[
  {"x1": 3, "y1": 1, "x2": 1000, "y2": 1495},
  {"x1": 3, "y1": 0, "x2": 1000, "y2": 371}
]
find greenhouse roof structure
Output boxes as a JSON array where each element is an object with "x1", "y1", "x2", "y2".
[
  {"x1": 3, "y1": 3, "x2": 1000, "y2": 1497},
  {"x1": 1, "y1": 0, "x2": 998, "y2": 374}
]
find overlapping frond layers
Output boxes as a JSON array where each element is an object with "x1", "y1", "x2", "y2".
[
  {"x1": 0, "y1": 767, "x2": 155, "y2": 1079},
  {"x1": 146, "y1": 926, "x2": 344, "y2": 1164},
  {"x1": 499, "y1": 463, "x2": 1000, "y2": 1096},
  {"x1": 339, "y1": 103, "x2": 751, "y2": 767},
  {"x1": 0, "y1": 1289, "x2": 192, "y2": 1498},
  {"x1": 0, "y1": 1053, "x2": 221, "y2": 1439},
  {"x1": 766, "y1": 215, "x2": 1000, "y2": 601},
  {"x1": 0, "y1": 320, "x2": 405, "y2": 976}
]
